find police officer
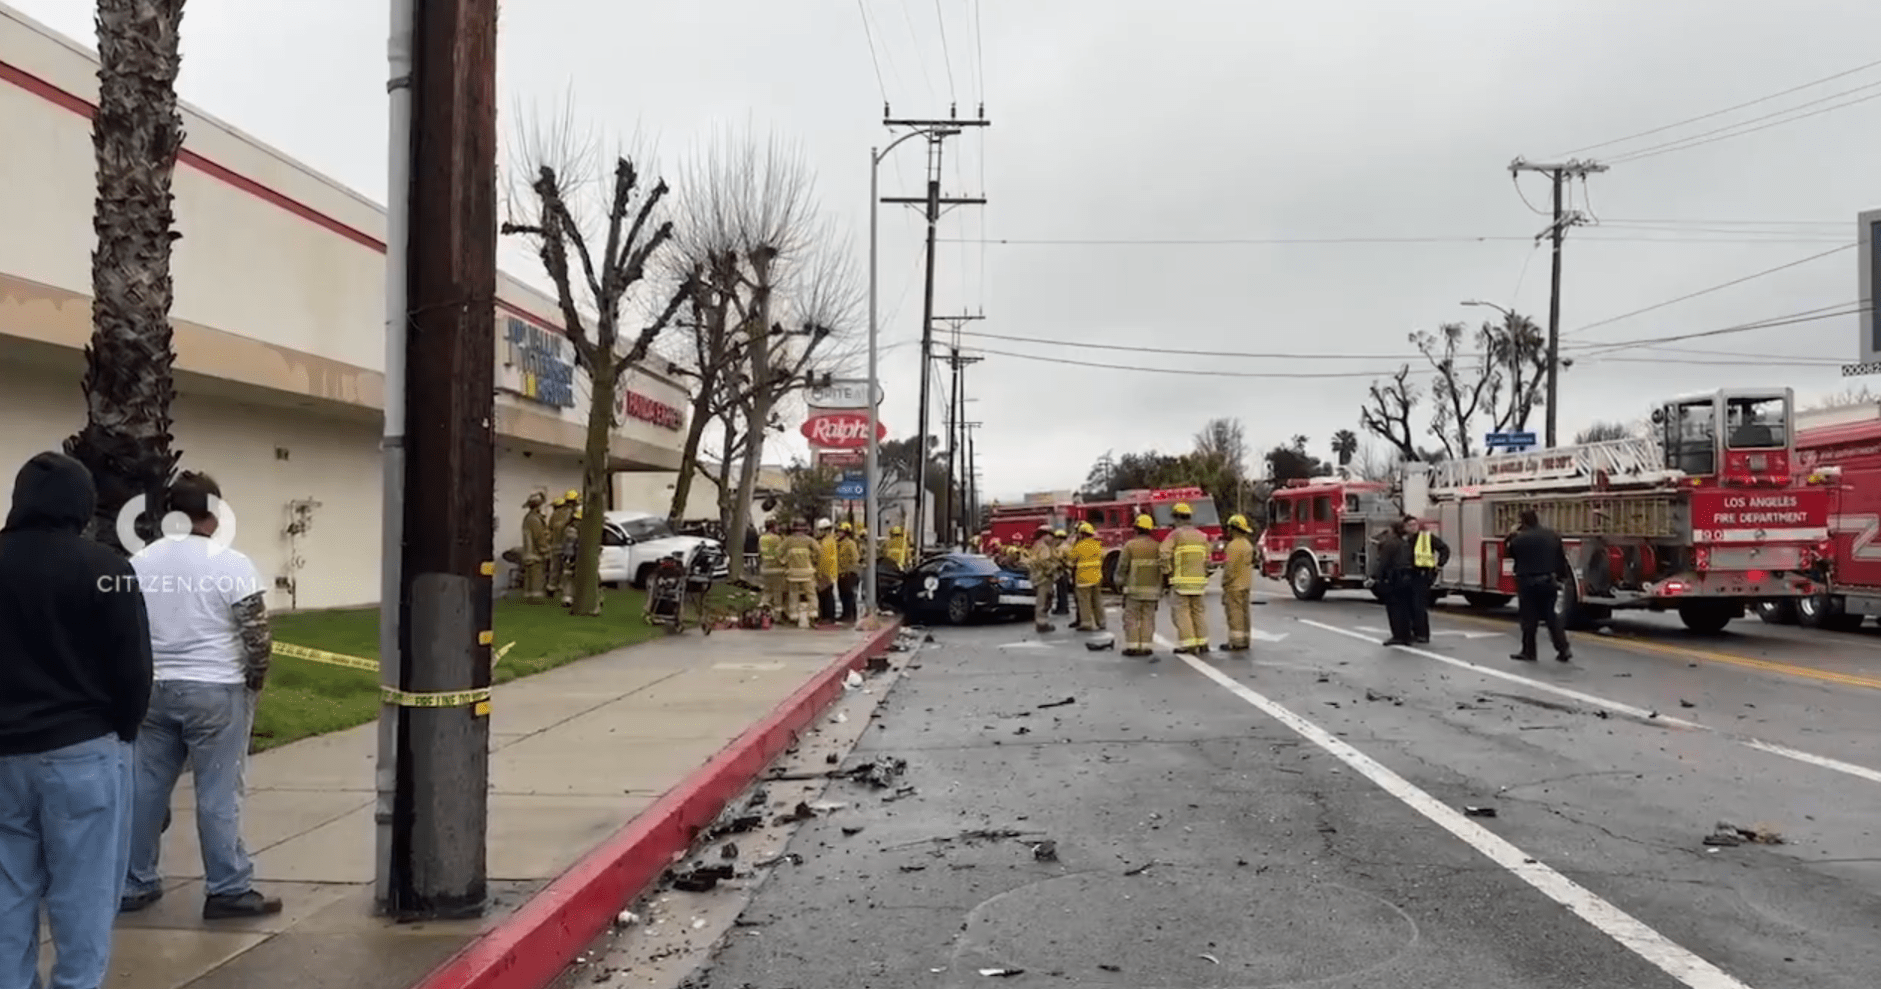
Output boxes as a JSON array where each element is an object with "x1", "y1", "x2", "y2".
[
  {"x1": 1369, "y1": 519, "x2": 1414, "y2": 645},
  {"x1": 1505, "y1": 508, "x2": 1574, "y2": 662},
  {"x1": 1402, "y1": 515, "x2": 1450, "y2": 645}
]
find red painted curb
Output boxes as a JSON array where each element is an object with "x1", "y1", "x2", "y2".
[{"x1": 412, "y1": 619, "x2": 904, "y2": 989}]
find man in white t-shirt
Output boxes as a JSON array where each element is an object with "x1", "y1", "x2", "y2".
[{"x1": 118, "y1": 472, "x2": 283, "y2": 919}]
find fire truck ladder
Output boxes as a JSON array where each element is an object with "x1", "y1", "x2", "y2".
[{"x1": 1424, "y1": 435, "x2": 1678, "y2": 495}]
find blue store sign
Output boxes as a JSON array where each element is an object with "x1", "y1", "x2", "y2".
[{"x1": 503, "y1": 317, "x2": 576, "y2": 409}]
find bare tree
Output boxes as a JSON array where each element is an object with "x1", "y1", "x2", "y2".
[
  {"x1": 66, "y1": 0, "x2": 189, "y2": 553},
  {"x1": 1351, "y1": 439, "x2": 1398, "y2": 482},
  {"x1": 1359, "y1": 366, "x2": 1420, "y2": 459},
  {"x1": 502, "y1": 127, "x2": 692, "y2": 616},
  {"x1": 1413, "y1": 322, "x2": 1498, "y2": 460},
  {"x1": 663, "y1": 127, "x2": 860, "y2": 577},
  {"x1": 1807, "y1": 384, "x2": 1877, "y2": 411}
]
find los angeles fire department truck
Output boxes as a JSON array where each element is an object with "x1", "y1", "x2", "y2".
[
  {"x1": 1265, "y1": 388, "x2": 1832, "y2": 633},
  {"x1": 984, "y1": 486, "x2": 1227, "y2": 588},
  {"x1": 1765, "y1": 399, "x2": 1881, "y2": 629}
]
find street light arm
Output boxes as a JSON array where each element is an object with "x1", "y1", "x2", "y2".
[
  {"x1": 1461, "y1": 299, "x2": 1515, "y2": 318},
  {"x1": 874, "y1": 126, "x2": 959, "y2": 165}
]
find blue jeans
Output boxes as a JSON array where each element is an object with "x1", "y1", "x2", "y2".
[
  {"x1": 125, "y1": 681, "x2": 257, "y2": 900},
  {"x1": 0, "y1": 734, "x2": 133, "y2": 989}
]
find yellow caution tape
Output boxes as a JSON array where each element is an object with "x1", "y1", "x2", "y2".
[
  {"x1": 380, "y1": 685, "x2": 493, "y2": 709},
  {"x1": 494, "y1": 641, "x2": 516, "y2": 665},
  {"x1": 272, "y1": 641, "x2": 379, "y2": 672}
]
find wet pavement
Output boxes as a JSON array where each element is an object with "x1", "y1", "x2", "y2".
[{"x1": 591, "y1": 581, "x2": 1881, "y2": 989}]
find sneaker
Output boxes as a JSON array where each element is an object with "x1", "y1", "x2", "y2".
[
  {"x1": 119, "y1": 888, "x2": 163, "y2": 913},
  {"x1": 203, "y1": 889, "x2": 283, "y2": 920}
]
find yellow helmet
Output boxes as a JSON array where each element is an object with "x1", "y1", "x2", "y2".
[
  {"x1": 890, "y1": 525, "x2": 904, "y2": 535},
  {"x1": 1227, "y1": 513, "x2": 1252, "y2": 533},
  {"x1": 1172, "y1": 501, "x2": 1193, "y2": 518},
  {"x1": 1077, "y1": 521, "x2": 1096, "y2": 536},
  {"x1": 1053, "y1": 528, "x2": 1067, "y2": 538},
  {"x1": 840, "y1": 521, "x2": 854, "y2": 533},
  {"x1": 565, "y1": 489, "x2": 581, "y2": 503},
  {"x1": 1134, "y1": 514, "x2": 1154, "y2": 531}
]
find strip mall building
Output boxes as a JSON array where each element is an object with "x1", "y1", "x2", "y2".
[{"x1": 0, "y1": 6, "x2": 691, "y2": 610}]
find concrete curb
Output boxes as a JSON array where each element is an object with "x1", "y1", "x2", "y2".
[{"x1": 412, "y1": 619, "x2": 905, "y2": 989}]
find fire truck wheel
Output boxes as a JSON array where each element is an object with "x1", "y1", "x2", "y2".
[
  {"x1": 1797, "y1": 594, "x2": 1862, "y2": 631},
  {"x1": 1753, "y1": 599, "x2": 1799, "y2": 625},
  {"x1": 1462, "y1": 592, "x2": 1512, "y2": 610},
  {"x1": 1677, "y1": 601, "x2": 1734, "y2": 635},
  {"x1": 1288, "y1": 556, "x2": 1326, "y2": 601},
  {"x1": 1555, "y1": 580, "x2": 1602, "y2": 631}
]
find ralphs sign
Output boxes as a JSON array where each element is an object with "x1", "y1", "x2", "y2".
[{"x1": 801, "y1": 410, "x2": 887, "y2": 449}]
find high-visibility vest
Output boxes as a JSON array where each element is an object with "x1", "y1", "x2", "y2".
[
  {"x1": 1161, "y1": 526, "x2": 1210, "y2": 595},
  {"x1": 758, "y1": 532, "x2": 783, "y2": 573},
  {"x1": 1413, "y1": 531, "x2": 1437, "y2": 569}
]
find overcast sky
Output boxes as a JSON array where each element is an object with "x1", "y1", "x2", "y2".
[{"x1": 11, "y1": 0, "x2": 1880, "y2": 501}]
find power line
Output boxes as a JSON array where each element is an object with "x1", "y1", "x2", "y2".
[
  {"x1": 957, "y1": 328, "x2": 1416, "y2": 361},
  {"x1": 931, "y1": 0, "x2": 956, "y2": 104},
  {"x1": 937, "y1": 233, "x2": 1848, "y2": 247},
  {"x1": 1601, "y1": 217, "x2": 1846, "y2": 227},
  {"x1": 1609, "y1": 88, "x2": 1881, "y2": 164},
  {"x1": 1574, "y1": 303, "x2": 1873, "y2": 354},
  {"x1": 962, "y1": 345, "x2": 1419, "y2": 379},
  {"x1": 1566, "y1": 243, "x2": 1856, "y2": 336},
  {"x1": 1553, "y1": 56, "x2": 1881, "y2": 157},
  {"x1": 895, "y1": 0, "x2": 935, "y2": 100},
  {"x1": 855, "y1": 0, "x2": 888, "y2": 104}
]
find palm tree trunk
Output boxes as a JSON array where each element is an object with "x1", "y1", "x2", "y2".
[{"x1": 66, "y1": 0, "x2": 188, "y2": 553}]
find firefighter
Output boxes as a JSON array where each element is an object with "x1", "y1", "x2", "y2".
[
  {"x1": 1159, "y1": 502, "x2": 1211, "y2": 653},
  {"x1": 836, "y1": 521, "x2": 862, "y2": 621},
  {"x1": 520, "y1": 492, "x2": 550, "y2": 603},
  {"x1": 1117, "y1": 514, "x2": 1162, "y2": 656},
  {"x1": 560, "y1": 507, "x2": 583, "y2": 607},
  {"x1": 815, "y1": 518, "x2": 839, "y2": 624},
  {"x1": 757, "y1": 518, "x2": 785, "y2": 614},
  {"x1": 1052, "y1": 528, "x2": 1073, "y2": 617},
  {"x1": 1404, "y1": 514, "x2": 1450, "y2": 645},
  {"x1": 1027, "y1": 523, "x2": 1060, "y2": 632},
  {"x1": 1219, "y1": 513, "x2": 1256, "y2": 652},
  {"x1": 882, "y1": 524, "x2": 912, "y2": 569},
  {"x1": 1068, "y1": 521, "x2": 1108, "y2": 632},
  {"x1": 780, "y1": 520, "x2": 821, "y2": 628},
  {"x1": 544, "y1": 491, "x2": 575, "y2": 597}
]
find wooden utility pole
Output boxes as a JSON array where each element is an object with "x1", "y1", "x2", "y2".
[
  {"x1": 882, "y1": 113, "x2": 987, "y2": 557},
  {"x1": 387, "y1": 0, "x2": 499, "y2": 919},
  {"x1": 1509, "y1": 156, "x2": 1606, "y2": 448}
]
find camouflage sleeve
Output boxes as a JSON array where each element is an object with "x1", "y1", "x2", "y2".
[{"x1": 231, "y1": 591, "x2": 273, "y2": 687}]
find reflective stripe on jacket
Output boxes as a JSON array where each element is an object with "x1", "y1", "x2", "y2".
[
  {"x1": 758, "y1": 532, "x2": 783, "y2": 573},
  {"x1": 1160, "y1": 525, "x2": 1210, "y2": 595},
  {"x1": 1222, "y1": 536, "x2": 1255, "y2": 593},
  {"x1": 837, "y1": 537, "x2": 860, "y2": 575},
  {"x1": 782, "y1": 535, "x2": 818, "y2": 582}
]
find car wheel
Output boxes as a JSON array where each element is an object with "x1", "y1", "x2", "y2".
[{"x1": 946, "y1": 589, "x2": 974, "y2": 625}]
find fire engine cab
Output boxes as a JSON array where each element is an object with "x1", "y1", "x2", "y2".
[
  {"x1": 1777, "y1": 399, "x2": 1881, "y2": 629},
  {"x1": 1260, "y1": 475, "x2": 1400, "y2": 599},
  {"x1": 1273, "y1": 388, "x2": 1830, "y2": 634}
]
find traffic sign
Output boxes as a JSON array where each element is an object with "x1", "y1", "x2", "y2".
[
  {"x1": 835, "y1": 479, "x2": 867, "y2": 499},
  {"x1": 1486, "y1": 431, "x2": 1537, "y2": 449},
  {"x1": 808, "y1": 381, "x2": 883, "y2": 409}
]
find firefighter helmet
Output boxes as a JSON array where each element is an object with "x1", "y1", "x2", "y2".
[
  {"x1": 565, "y1": 489, "x2": 581, "y2": 503},
  {"x1": 1171, "y1": 502, "x2": 1193, "y2": 518},
  {"x1": 840, "y1": 521, "x2": 853, "y2": 533},
  {"x1": 1134, "y1": 514, "x2": 1154, "y2": 531},
  {"x1": 1077, "y1": 521, "x2": 1096, "y2": 536},
  {"x1": 1053, "y1": 528, "x2": 1067, "y2": 538},
  {"x1": 1227, "y1": 514, "x2": 1252, "y2": 533},
  {"x1": 890, "y1": 525, "x2": 904, "y2": 535}
]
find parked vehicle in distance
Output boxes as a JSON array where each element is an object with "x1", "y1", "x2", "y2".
[
  {"x1": 599, "y1": 510, "x2": 730, "y2": 588},
  {"x1": 892, "y1": 552, "x2": 1034, "y2": 625}
]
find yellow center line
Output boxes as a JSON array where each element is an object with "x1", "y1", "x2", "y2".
[{"x1": 1437, "y1": 610, "x2": 1881, "y2": 692}]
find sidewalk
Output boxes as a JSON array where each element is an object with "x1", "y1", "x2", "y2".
[{"x1": 84, "y1": 620, "x2": 900, "y2": 989}]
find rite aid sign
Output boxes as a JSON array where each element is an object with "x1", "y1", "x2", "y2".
[
  {"x1": 807, "y1": 381, "x2": 883, "y2": 409},
  {"x1": 801, "y1": 411, "x2": 888, "y2": 449}
]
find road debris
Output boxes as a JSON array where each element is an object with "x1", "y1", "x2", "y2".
[
  {"x1": 979, "y1": 968, "x2": 1024, "y2": 978},
  {"x1": 882, "y1": 784, "x2": 919, "y2": 802},
  {"x1": 866, "y1": 654, "x2": 891, "y2": 673},
  {"x1": 773, "y1": 801, "x2": 817, "y2": 825},
  {"x1": 1463, "y1": 806, "x2": 1498, "y2": 818},
  {"x1": 1123, "y1": 860, "x2": 1157, "y2": 876},
  {"x1": 667, "y1": 864, "x2": 734, "y2": 893},
  {"x1": 841, "y1": 826, "x2": 864, "y2": 836},
  {"x1": 613, "y1": 910, "x2": 639, "y2": 928},
  {"x1": 1099, "y1": 964, "x2": 1121, "y2": 973},
  {"x1": 1199, "y1": 953, "x2": 1221, "y2": 965},
  {"x1": 844, "y1": 670, "x2": 865, "y2": 690},
  {"x1": 1031, "y1": 840, "x2": 1059, "y2": 862},
  {"x1": 704, "y1": 813, "x2": 763, "y2": 840},
  {"x1": 754, "y1": 852, "x2": 804, "y2": 868},
  {"x1": 1037, "y1": 696, "x2": 1076, "y2": 710},
  {"x1": 1364, "y1": 688, "x2": 1402, "y2": 705},
  {"x1": 1704, "y1": 821, "x2": 1784, "y2": 847},
  {"x1": 720, "y1": 842, "x2": 739, "y2": 860},
  {"x1": 1679, "y1": 699, "x2": 1696, "y2": 708}
]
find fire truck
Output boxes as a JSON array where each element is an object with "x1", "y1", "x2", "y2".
[
  {"x1": 1271, "y1": 388, "x2": 1832, "y2": 634},
  {"x1": 984, "y1": 486, "x2": 1227, "y2": 588},
  {"x1": 1765, "y1": 400, "x2": 1881, "y2": 629},
  {"x1": 1260, "y1": 474, "x2": 1401, "y2": 598}
]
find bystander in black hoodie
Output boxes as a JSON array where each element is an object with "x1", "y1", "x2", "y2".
[{"x1": 0, "y1": 451, "x2": 153, "y2": 756}]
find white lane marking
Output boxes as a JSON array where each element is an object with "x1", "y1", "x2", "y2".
[
  {"x1": 1357, "y1": 625, "x2": 1500, "y2": 640},
  {"x1": 1251, "y1": 628, "x2": 1290, "y2": 643},
  {"x1": 1177, "y1": 654, "x2": 1756, "y2": 989},
  {"x1": 1300, "y1": 618, "x2": 1881, "y2": 786}
]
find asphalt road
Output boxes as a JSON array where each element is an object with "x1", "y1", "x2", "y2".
[{"x1": 650, "y1": 583, "x2": 1881, "y2": 989}]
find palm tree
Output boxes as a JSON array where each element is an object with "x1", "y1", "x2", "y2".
[
  {"x1": 64, "y1": 0, "x2": 189, "y2": 553},
  {"x1": 1331, "y1": 429, "x2": 1358, "y2": 467}
]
